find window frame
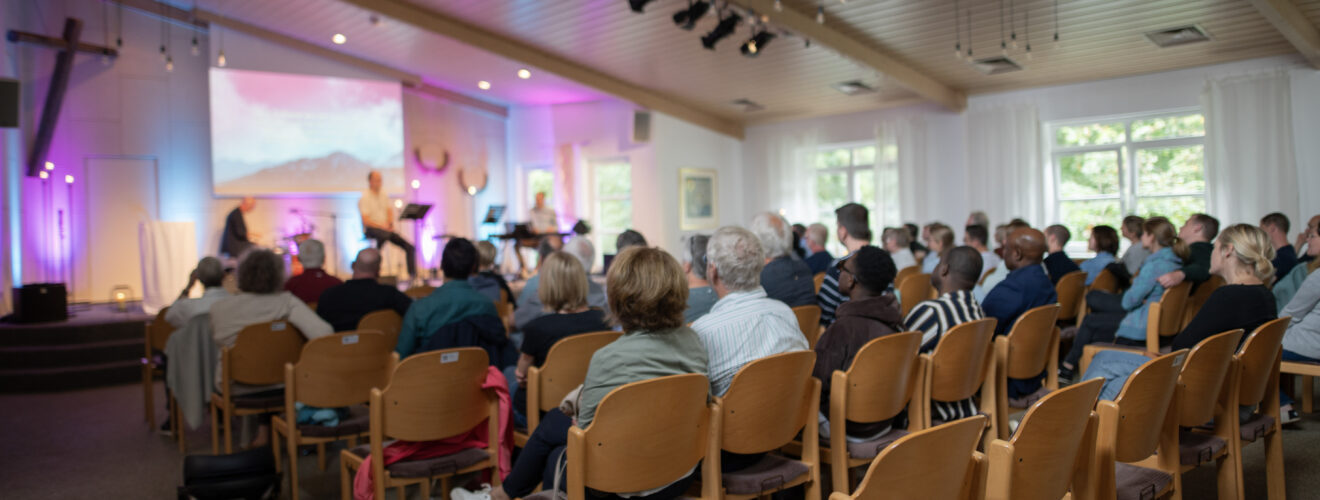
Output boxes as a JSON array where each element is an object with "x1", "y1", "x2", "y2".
[
  {"x1": 809, "y1": 141, "x2": 896, "y2": 256},
  {"x1": 589, "y1": 157, "x2": 633, "y2": 269}
]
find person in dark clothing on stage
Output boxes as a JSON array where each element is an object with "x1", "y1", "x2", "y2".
[{"x1": 220, "y1": 196, "x2": 258, "y2": 258}]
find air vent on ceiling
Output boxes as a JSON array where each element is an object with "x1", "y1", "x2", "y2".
[
  {"x1": 1145, "y1": 25, "x2": 1211, "y2": 48},
  {"x1": 731, "y1": 98, "x2": 765, "y2": 112},
  {"x1": 970, "y1": 56, "x2": 1022, "y2": 75},
  {"x1": 831, "y1": 80, "x2": 876, "y2": 96}
]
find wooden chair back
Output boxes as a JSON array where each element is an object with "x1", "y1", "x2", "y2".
[
  {"x1": 1236, "y1": 318, "x2": 1289, "y2": 407},
  {"x1": 567, "y1": 373, "x2": 710, "y2": 497},
  {"x1": 792, "y1": 305, "x2": 823, "y2": 348},
  {"x1": 147, "y1": 306, "x2": 175, "y2": 351},
  {"x1": 377, "y1": 347, "x2": 491, "y2": 442},
  {"x1": 928, "y1": 318, "x2": 997, "y2": 402},
  {"x1": 1001, "y1": 305, "x2": 1061, "y2": 380},
  {"x1": 895, "y1": 266, "x2": 920, "y2": 288},
  {"x1": 979, "y1": 268, "x2": 997, "y2": 286},
  {"x1": 403, "y1": 285, "x2": 434, "y2": 299},
  {"x1": 1109, "y1": 349, "x2": 1186, "y2": 463},
  {"x1": 846, "y1": 416, "x2": 987, "y2": 500},
  {"x1": 1089, "y1": 268, "x2": 1118, "y2": 294},
  {"x1": 495, "y1": 287, "x2": 514, "y2": 331},
  {"x1": 530, "y1": 331, "x2": 621, "y2": 413},
  {"x1": 813, "y1": 272, "x2": 826, "y2": 293},
  {"x1": 1181, "y1": 274, "x2": 1225, "y2": 330},
  {"x1": 840, "y1": 331, "x2": 923, "y2": 424},
  {"x1": 289, "y1": 331, "x2": 394, "y2": 409},
  {"x1": 1054, "y1": 271, "x2": 1086, "y2": 322},
  {"x1": 987, "y1": 379, "x2": 1102, "y2": 500},
  {"x1": 1175, "y1": 329, "x2": 1244, "y2": 427},
  {"x1": 719, "y1": 351, "x2": 816, "y2": 454},
  {"x1": 1146, "y1": 281, "x2": 1192, "y2": 348},
  {"x1": 355, "y1": 309, "x2": 403, "y2": 347},
  {"x1": 897, "y1": 273, "x2": 933, "y2": 317},
  {"x1": 228, "y1": 321, "x2": 306, "y2": 386}
]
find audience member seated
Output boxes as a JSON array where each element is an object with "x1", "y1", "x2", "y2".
[
  {"x1": 396, "y1": 238, "x2": 498, "y2": 357},
  {"x1": 512, "y1": 251, "x2": 612, "y2": 423},
  {"x1": 904, "y1": 247, "x2": 986, "y2": 352},
  {"x1": 1079, "y1": 225, "x2": 1119, "y2": 285},
  {"x1": 792, "y1": 223, "x2": 809, "y2": 259},
  {"x1": 966, "y1": 210, "x2": 990, "y2": 232},
  {"x1": 1276, "y1": 222, "x2": 1320, "y2": 313},
  {"x1": 488, "y1": 247, "x2": 708, "y2": 500},
  {"x1": 882, "y1": 227, "x2": 917, "y2": 271},
  {"x1": 282, "y1": 239, "x2": 341, "y2": 305},
  {"x1": 1043, "y1": 225, "x2": 1083, "y2": 284},
  {"x1": 515, "y1": 236, "x2": 606, "y2": 330},
  {"x1": 964, "y1": 223, "x2": 999, "y2": 278},
  {"x1": 1282, "y1": 225, "x2": 1320, "y2": 418},
  {"x1": 1156, "y1": 213, "x2": 1219, "y2": 289},
  {"x1": 1082, "y1": 224, "x2": 1277, "y2": 401},
  {"x1": 907, "y1": 222, "x2": 930, "y2": 263},
  {"x1": 803, "y1": 223, "x2": 834, "y2": 274},
  {"x1": 681, "y1": 234, "x2": 717, "y2": 323},
  {"x1": 1261, "y1": 212, "x2": 1299, "y2": 281},
  {"x1": 750, "y1": 212, "x2": 817, "y2": 307},
  {"x1": 993, "y1": 223, "x2": 1011, "y2": 257},
  {"x1": 1061, "y1": 217, "x2": 1187, "y2": 378},
  {"x1": 315, "y1": 249, "x2": 412, "y2": 332},
  {"x1": 1299, "y1": 215, "x2": 1320, "y2": 263},
  {"x1": 615, "y1": 228, "x2": 648, "y2": 252},
  {"x1": 165, "y1": 256, "x2": 230, "y2": 327},
  {"x1": 1119, "y1": 215, "x2": 1151, "y2": 277},
  {"x1": 819, "y1": 203, "x2": 872, "y2": 327},
  {"x1": 693, "y1": 226, "x2": 809, "y2": 397},
  {"x1": 921, "y1": 223, "x2": 954, "y2": 274},
  {"x1": 982, "y1": 227, "x2": 1058, "y2": 398},
  {"x1": 469, "y1": 240, "x2": 517, "y2": 307},
  {"x1": 812, "y1": 245, "x2": 902, "y2": 441},
  {"x1": 974, "y1": 219, "x2": 1032, "y2": 302}
]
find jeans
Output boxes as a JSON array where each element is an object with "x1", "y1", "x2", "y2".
[
  {"x1": 1064, "y1": 291, "x2": 1132, "y2": 368},
  {"x1": 1081, "y1": 350, "x2": 1150, "y2": 401},
  {"x1": 364, "y1": 227, "x2": 417, "y2": 277}
]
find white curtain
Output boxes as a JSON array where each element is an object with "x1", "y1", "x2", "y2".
[
  {"x1": 877, "y1": 117, "x2": 928, "y2": 227},
  {"x1": 765, "y1": 130, "x2": 819, "y2": 224},
  {"x1": 139, "y1": 221, "x2": 197, "y2": 315},
  {"x1": 1202, "y1": 70, "x2": 1298, "y2": 225},
  {"x1": 553, "y1": 143, "x2": 581, "y2": 233},
  {"x1": 965, "y1": 104, "x2": 1044, "y2": 227}
]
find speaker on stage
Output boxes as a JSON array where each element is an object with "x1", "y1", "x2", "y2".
[
  {"x1": 0, "y1": 78, "x2": 17, "y2": 129},
  {"x1": 12, "y1": 283, "x2": 68, "y2": 323}
]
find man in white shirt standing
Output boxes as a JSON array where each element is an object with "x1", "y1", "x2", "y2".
[{"x1": 360, "y1": 171, "x2": 416, "y2": 279}]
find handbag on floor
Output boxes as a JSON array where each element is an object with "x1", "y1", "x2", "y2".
[{"x1": 176, "y1": 446, "x2": 280, "y2": 500}]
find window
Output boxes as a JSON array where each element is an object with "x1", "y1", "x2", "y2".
[
  {"x1": 593, "y1": 160, "x2": 632, "y2": 264},
  {"x1": 812, "y1": 143, "x2": 898, "y2": 255},
  {"x1": 1051, "y1": 112, "x2": 1205, "y2": 253},
  {"x1": 526, "y1": 168, "x2": 554, "y2": 206}
]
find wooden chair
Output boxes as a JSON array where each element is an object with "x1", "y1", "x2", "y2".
[
  {"x1": 830, "y1": 416, "x2": 987, "y2": 500},
  {"x1": 979, "y1": 268, "x2": 997, "y2": 286},
  {"x1": 897, "y1": 273, "x2": 933, "y2": 317},
  {"x1": 1223, "y1": 317, "x2": 1289, "y2": 500},
  {"x1": 1055, "y1": 271, "x2": 1086, "y2": 324},
  {"x1": 516, "y1": 331, "x2": 621, "y2": 447},
  {"x1": 985, "y1": 378, "x2": 1103, "y2": 500},
  {"x1": 1179, "y1": 275, "x2": 1224, "y2": 331},
  {"x1": 1169, "y1": 329, "x2": 1245, "y2": 500},
  {"x1": 495, "y1": 288, "x2": 515, "y2": 333},
  {"x1": 917, "y1": 318, "x2": 999, "y2": 448},
  {"x1": 338, "y1": 347, "x2": 501, "y2": 500},
  {"x1": 1090, "y1": 268, "x2": 1119, "y2": 294},
  {"x1": 813, "y1": 272, "x2": 827, "y2": 294},
  {"x1": 403, "y1": 285, "x2": 434, "y2": 299},
  {"x1": 209, "y1": 321, "x2": 307, "y2": 454},
  {"x1": 563, "y1": 374, "x2": 711, "y2": 500},
  {"x1": 272, "y1": 331, "x2": 396, "y2": 500},
  {"x1": 1281, "y1": 359, "x2": 1320, "y2": 413},
  {"x1": 992, "y1": 304, "x2": 1061, "y2": 439},
  {"x1": 142, "y1": 306, "x2": 174, "y2": 429},
  {"x1": 792, "y1": 305, "x2": 823, "y2": 349},
  {"x1": 1145, "y1": 281, "x2": 1193, "y2": 353},
  {"x1": 1092, "y1": 349, "x2": 1187, "y2": 500},
  {"x1": 895, "y1": 266, "x2": 920, "y2": 289},
  {"x1": 702, "y1": 351, "x2": 821, "y2": 500},
  {"x1": 356, "y1": 309, "x2": 403, "y2": 348}
]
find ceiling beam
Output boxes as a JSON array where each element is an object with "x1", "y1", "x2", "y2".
[
  {"x1": 337, "y1": 0, "x2": 744, "y2": 139},
  {"x1": 192, "y1": 9, "x2": 508, "y2": 118},
  {"x1": 1246, "y1": 0, "x2": 1320, "y2": 69},
  {"x1": 727, "y1": 0, "x2": 965, "y2": 112}
]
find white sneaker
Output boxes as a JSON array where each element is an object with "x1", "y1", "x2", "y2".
[
  {"x1": 1281, "y1": 404, "x2": 1300, "y2": 425},
  {"x1": 449, "y1": 484, "x2": 492, "y2": 500}
]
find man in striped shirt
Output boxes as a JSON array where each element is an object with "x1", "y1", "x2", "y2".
[
  {"x1": 903, "y1": 246, "x2": 986, "y2": 423},
  {"x1": 819, "y1": 203, "x2": 873, "y2": 327}
]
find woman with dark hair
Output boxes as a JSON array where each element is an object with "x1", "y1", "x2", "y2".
[{"x1": 1079, "y1": 225, "x2": 1120, "y2": 285}]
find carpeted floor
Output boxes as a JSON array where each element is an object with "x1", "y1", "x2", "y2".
[{"x1": 1, "y1": 381, "x2": 1318, "y2": 499}]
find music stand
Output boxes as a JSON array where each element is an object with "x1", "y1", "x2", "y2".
[
  {"x1": 399, "y1": 204, "x2": 431, "y2": 279},
  {"x1": 482, "y1": 205, "x2": 506, "y2": 225}
]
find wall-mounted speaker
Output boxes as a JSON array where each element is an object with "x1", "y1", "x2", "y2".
[
  {"x1": 632, "y1": 110, "x2": 651, "y2": 144},
  {"x1": 0, "y1": 78, "x2": 17, "y2": 129}
]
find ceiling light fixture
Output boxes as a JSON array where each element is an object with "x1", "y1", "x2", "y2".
[
  {"x1": 954, "y1": 0, "x2": 962, "y2": 60},
  {"x1": 740, "y1": 30, "x2": 775, "y2": 57},
  {"x1": 1009, "y1": 0, "x2": 1018, "y2": 49},
  {"x1": 999, "y1": 0, "x2": 1007, "y2": 56},
  {"x1": 700, "y1": 12, "x2": 741, "y2": 50},
  {"x1": 1025, "y1": 10, "x2": 1032, "y2": 60},
  {"x1": 816, "y1": 6, "x2": 825, "y2": 24},
  {"x1": 517, "y1": 69, "x2": 531, "y2": 79},
  {"x1": 1053, "y1": 0, "x2": 1059, "y2": 43},
  {"x1": 965, "y1": 7, "x2": 973, "y2": 58},
  {"x1": 774, "y1": 0, "x2": 783, "y2": 12},
  {"x1": 216, "y1": 25, "x2": 227, "y2": 67},
  {"x1": 672, "y1": 1, "x2": 710, "y2": 30},
  {"x1": 628, "y1": 0, "x2": 657, "y2": 13},
  {"x1": 332, "y1": 33, "x2": 347, "y2": 44},
  {"x1": 478, "y1": 80, "x2": 491, "y2": 90}
]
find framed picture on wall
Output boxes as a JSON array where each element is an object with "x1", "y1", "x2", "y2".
[{"x1": 679, "y1": 168, "x2": 718, "y2": 230}]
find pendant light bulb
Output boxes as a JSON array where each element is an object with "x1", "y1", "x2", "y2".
[
  {"x1": 217, "y1": 50, "x2": 227, "y2": 67},
  {"x1": 191, "y1": 36, "x2": 200, "y2": 56},
  {"x1": 816, "y1": 6, "x2": 825, "y2": 24},
  {"x1": 165, "y1": 56, "x2": 174, "y2": 72},
  {"x1": 774, "y1": 0, "x2": 783, "y2": 11}
]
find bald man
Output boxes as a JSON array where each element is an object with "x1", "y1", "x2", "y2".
[
  {"x1": 982, "y1": 228, "x2": 1057, "y2": 337},
  {"x1": 220, "y1": 196, "x2": 259, "y2": 257},
  {"x1": 315, "y1": 248, "x2": 413, "y2": 332}
]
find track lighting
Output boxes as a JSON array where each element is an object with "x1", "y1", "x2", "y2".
[
  {"x1": 700, "y1": 12, "x2": 741, "y2": 50},
  {"x1": 740, "y1": 30, "x2": 775, "y2": 57},
  {"x1": 672, "y1": 1, "x2": 710, "y2": 31},
  {"x1": 629, "y1": 0, "x2": 657, "y2": 13}
]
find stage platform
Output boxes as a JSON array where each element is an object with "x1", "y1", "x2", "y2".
[{"x1": 0, "y1": 303, "x2": 152, "y2": 393}]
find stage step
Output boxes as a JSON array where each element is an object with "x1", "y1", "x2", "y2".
[
  {"x1": 0, "y1": 303, "x2": 152, "y2": 392},
  {"x1": 0, "y1": 359, "x2": 141, "y2": 393},
  {"x1": 0, "y1": 338, "x2": 144, "y2": 370}
]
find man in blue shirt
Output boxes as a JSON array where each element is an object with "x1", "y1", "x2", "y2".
[
  {"x1": 396, "y1": 238, "x2": 498, "y2": 357},
  {"x1": 802, "y1": 223, "x2": 834, "y2": 274},
  {"x1": 982, "y1": 227, "x2": 1058, "y2": 399}
]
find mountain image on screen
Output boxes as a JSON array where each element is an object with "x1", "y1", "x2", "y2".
[{"x1": 214, "y1": 151, "x2": 404, "y2": 195}]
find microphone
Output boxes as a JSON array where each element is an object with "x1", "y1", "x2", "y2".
[{"x1": 289, "y1": 208, "x2": 301, "y2": 214}]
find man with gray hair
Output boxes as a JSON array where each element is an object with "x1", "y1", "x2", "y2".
[
  {"x1": 692, "y1": 226, "x2": 808, "y2": 398},
  {"x1": 165, "y1": 256, "x2": 231, "y2": 327},
  {"x1": 803, "y1": 223, "x2": 834, "y2": 274},
  {"x1": 514, "y1": 235, "x2": 607, "y2": 330},
  {"x1": 316, "y1": 248, "x2": 413, "y2": 332},
  {"x1": 284, "y1": 239, "x2": 343, "y2": 304},
  {"x1": 681, "y1": 234, "x2": 717, "y2": 323},
  {"x1": 749, "y1": 212, "x2": 817, "y2": 307}
]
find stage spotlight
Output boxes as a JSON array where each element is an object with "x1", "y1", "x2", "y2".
[
  {"x1": 410, "y1": 179, "x2": 421, "y2": 190},
  {"x1": 45, "y1": 161, "x2": 54, "y2": 170},
  {"x1": 39, "y1": 171, "x2": 48, "y2": 179},
  {"x1": 65, "y1": 174, "x2": 75, "y2": 184},
  {"x1": 701, "y1": 13, "x2": 741, "y2": 50},
  {"x1": 672, "y1": 1, "x2": 711, "y2": 30},
  {"x1": 628, "y1": 0, "x2": 656, "y2": 13},
  {"x1": 740, "y1": 30, "x2": 776, "y2": 57}
]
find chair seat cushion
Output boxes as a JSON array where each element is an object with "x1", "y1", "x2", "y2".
[
  {"x1": 825, "y1": 429, "x2": 908, "y2": 460},
  {"x1": 1114, "y1": 462, "x2": 1172, "y2": 500},
  {"x1": 348, "y1": 445, "x2": 489, "y2": 479},
  {"x1": 1240, "y1": 414, "x2": 1276, "y2": 442},
  {"x1": 1178, "y1": 431, "x2": 1226, "y2": 466},
  {"x1": 299, "y1": 406, "x2": 369, "y2": 438},
  {"x1": 721, "y1": 454, "x2": 809, "y2": 495},
  {"x1": 1008, "y1": 386, "x2": 1053, "y2": 409},
  {"x1": 231, "y1": 389, "x2": 285, "y2": 409}
]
